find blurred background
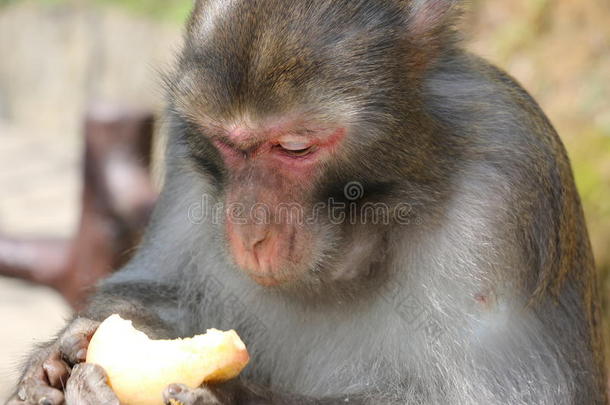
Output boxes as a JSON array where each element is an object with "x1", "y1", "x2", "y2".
[{"x1": 0, "y1": 0, "x2": 608, "y2": 400}]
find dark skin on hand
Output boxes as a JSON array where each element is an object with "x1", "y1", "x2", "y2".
[{"x1": 7, "y1": 0, "x2": 608, "y2": 404}]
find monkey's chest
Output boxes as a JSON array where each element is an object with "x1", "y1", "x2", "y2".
[
  {"x1": 239, "y1": 305, "x2": 407, "y2": 398},
  {"x1": 192, "y1": 273, "x2": 411, "y2": 398}
]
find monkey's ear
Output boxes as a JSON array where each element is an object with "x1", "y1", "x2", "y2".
[
  {"x1": 402, "y1": 0, "x2": 462, "y2": 69},
  {"x1": 187, "y1": 0, "x2": 207, "y2": 34},
  {"x1": 406, "y1": 0, "x2": 461, "y2": 36}
]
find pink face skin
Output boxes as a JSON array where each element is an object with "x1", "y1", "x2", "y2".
[
  {"x1": 213, "y1": 124, "x2": 345, "y2": 177},
  {"x1": 209, "y1": 119, "x2": 346, "y2": 286}
]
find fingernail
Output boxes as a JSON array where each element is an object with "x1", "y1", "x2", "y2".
[
  {"x1": 76, "y1": 349, "x2": 88, "y2": 361},
  {"x1": 167, "y1": 384, "x2": 183, "y2": 396},
  {"x1": 39, "y1": 397, "x2": 53, "y2": 405},
  {"x1": 17, "y1": 386, "x2": 27, "y2": 401}
]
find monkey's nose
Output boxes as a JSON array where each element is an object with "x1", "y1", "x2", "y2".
[
  {"x1": 227, "y1": 222, "x2": 274, "y2": 272},
  {"x1": 250, "y1": 238, "x2": 268, "y2": 269},
  {"x1": 243, "y1": 225, "x2": 269, "y2": 252}
]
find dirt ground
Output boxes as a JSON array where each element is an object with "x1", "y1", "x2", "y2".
[
  {"x1": 0, "y1": 279, "x2": 71, "y2": 400},
  {"x1": 0, "y1": 122, "x2": 76, "y2": 400},
  {"x1": 0, "y1": 4, "x2": 180, "y2": 399}
]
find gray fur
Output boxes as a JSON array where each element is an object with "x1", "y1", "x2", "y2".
[{"x1": 8, "y1": 1, "x2": 607, "y2": 404}]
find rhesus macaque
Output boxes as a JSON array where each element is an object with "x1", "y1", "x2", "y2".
[{"x1": 7, "y1": 0, "x2": 608, "y2": 404}]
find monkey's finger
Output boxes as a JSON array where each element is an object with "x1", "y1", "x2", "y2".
[
  {"x1": 58, "y1": 318, "x2": 100, "y2": 366},
  {"x1": 65, "y1": 364, "x2": 119, "y2": 405},
  {"x1": 58, "y1": 333, "x2": 91, "y2": 366},
  {"x1": 16, "y1": 361, "x2": 65, "y2": 405},
  {"x1": 163, "y1": 383, "x2": 222, "y2": 405},
  {"x1": 164, "y1": 384, "x2": 189, "y2": 405},
  {"x1": 5, "y1": 395, "x2": 26, "y2": 405},
  {"x1": 20, "y1": 378, "x2": 65, "y2": 405},
  {"x1": 42, "y1": 357, "x2": 71, "y2": 389}
]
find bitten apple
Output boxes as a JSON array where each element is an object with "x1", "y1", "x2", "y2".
[{"x1": 86, "y1": 314, "x2": 250, "y2": 405}]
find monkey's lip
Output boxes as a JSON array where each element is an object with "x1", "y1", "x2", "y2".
[
  {"x1": 245, "y1": 269, "x2": 299, "y2": 287},
  {"x1": 250, "y1": 274, "x2": 284, "y2": 287}
]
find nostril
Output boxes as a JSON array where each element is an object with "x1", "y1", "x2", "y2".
[
  {"x1": 227, "y1": 222, "x2": 273, "y2": 271},
  {"x1": 249, "y1": 237, "x2": 268, "y2": 269},
  {"x1": 246, "y1": 226, "x2": 269, "y2": 250},
  {"x1": 252, "y1": 238, "x2": 266, "y2": 252},
  {"x1": 251, "y1": 235, "x2": 268, "y2": 257}
]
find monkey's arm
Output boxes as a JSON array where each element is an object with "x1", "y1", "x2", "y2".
[
  {"x1": 83, "y1": 280, "x2": 183, "y2": 338},
  {"x1": 6, "y1": 276, "x2": 184, "y2": 405},
  {"x1": 5, "y1": 279, "x2": 348, "y2": 405}
]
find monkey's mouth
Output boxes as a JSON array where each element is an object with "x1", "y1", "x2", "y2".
[
  {"x1": 237, "y1": 260, "x2": 309, "y2": 287},
  {"x1": 226, "y1": 220, "x2": 313, "y2": 287},
  {"x1": 233, "y1": 249, "x2": 309, "y2": 288},
  {"x1": 245, "y1": 271, "x2": 297, "y2": 287}
]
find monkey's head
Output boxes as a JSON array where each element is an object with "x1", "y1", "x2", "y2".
[{"x1": 168, "y1": 0, "x2": 460, "y2": 288}]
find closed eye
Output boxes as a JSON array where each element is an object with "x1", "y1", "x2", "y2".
[
  {"x1": 273, "y1": 144, "x2": 317, "y2": 157},
  {"x1": 273, "y1": 135, "x2": 317, "y2": 157}
]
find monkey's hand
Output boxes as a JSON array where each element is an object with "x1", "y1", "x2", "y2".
[
  {"x1": 163, "y1": 384, "x2": 226, "y2": 405},
  {"x1": 162, "y1": 380, "x2": 364, "y2": 405},
  {"x1": 6, "y1": 318, "x2": 118, "y2": 405},
  {"x1": 163, "y1": 380, "x2": 268, "y2": 405}
]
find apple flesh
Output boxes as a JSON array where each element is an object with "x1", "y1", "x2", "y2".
[{"x1": 86, "y1": 314, "x2": 250, "y2": 405}]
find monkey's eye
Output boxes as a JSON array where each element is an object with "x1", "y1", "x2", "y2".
[{"x1": 274, "y1": 136, "x2": 316, "y2": 157}]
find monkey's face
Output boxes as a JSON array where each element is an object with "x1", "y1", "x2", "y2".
[
  {"x1": 169, "y1": 0, "x2": 427, "y2": 287},
  {"x1": 207, "y1": 119, "x2": 348, "y2": 287}
]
